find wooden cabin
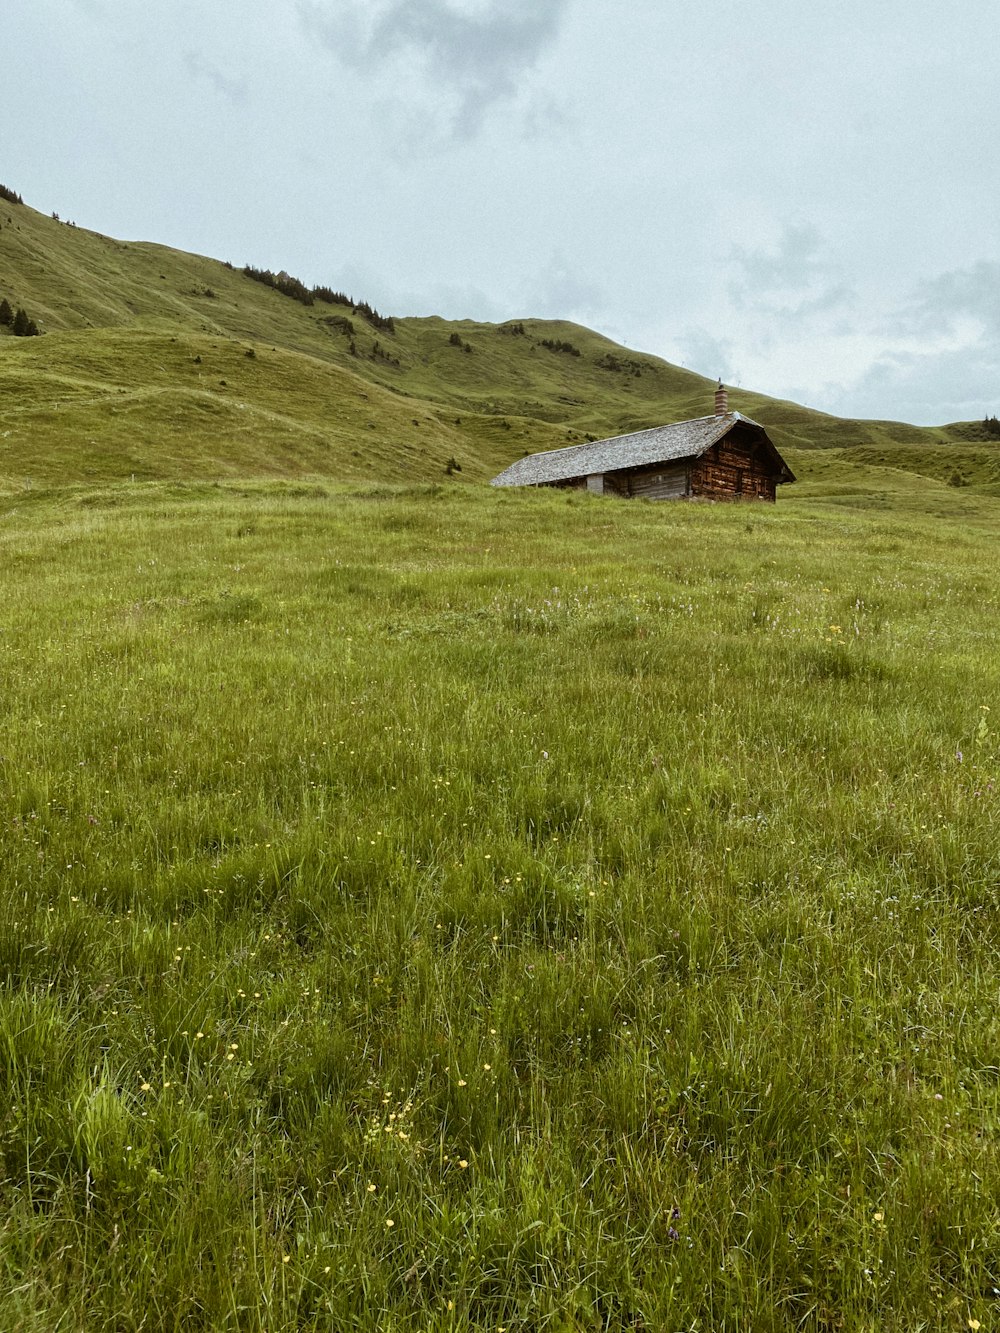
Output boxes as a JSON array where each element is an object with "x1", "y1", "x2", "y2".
[{"x1": 491, "y1": 385, "x2": 795, "y2": 502}]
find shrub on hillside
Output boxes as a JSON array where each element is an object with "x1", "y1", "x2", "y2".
[
  {"x1": 241, "y1": 264, "x2": 396, "y2": 332},
  {"x1": 313, "y1": 286, "x2": 353, "y2": 309},
  {"x1": 370, "y1": 339, "x2": 400, "y2": 368},
  {"x1": 11, "y1": 307, "x2": 40, "y2": 336},
  {"x1": 541, "y1": 338, "x2": 581, "y2": 357},
  {"x1": 596, "y1": 352, "x2": 644, "y2": 377},
  {"x1": 320, "y1": 315, "x2": 355, "y2": 337},
  {"x1": 353, "y1": 301, "x2": 394, "y2": 334},
  {"x1": 314, "y1": 286, "x2": 395, "y2": 331},
  {"x1": 242, "y1": 265, "x2": 315, "y2": 306}
]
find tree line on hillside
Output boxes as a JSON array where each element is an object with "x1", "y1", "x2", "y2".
[
  {"x1": 0, "y1": 183, "x2": 24, "y2": 206},
  {"x1": 0, "y1": 298, "x2": 41, "y2": 336},
  {"x1": 541, "y1": 338, "x2": 581, "y2": 357},
  {"x1": 241, "y1": 265, "x2": 395, "y2": 332},
  {"x1": 596, "y1": 351, "x2": 646, "y2": 378},
  {"x1": 492, "y1": 323, "x2": 654, "y2": 379}
]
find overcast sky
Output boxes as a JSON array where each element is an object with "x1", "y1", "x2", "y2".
[{"x1": 3, "y1": 0, "x2": 998, "y2": 424}]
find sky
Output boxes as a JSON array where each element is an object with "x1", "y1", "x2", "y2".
[{"x1": 3, "y1": 0, "x2": 998, "y2": 425}]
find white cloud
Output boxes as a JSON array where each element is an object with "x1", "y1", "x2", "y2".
[
  {"x1": 813, "y1": 265, "x2": 1000, "y2": 423},
  {"x1": 183, "y1": 52, "x2": 248, "y2": 105},
  {"x1": 902, "y1": 261, "x2": 1000, "y2": 338},
  {"x1": 822, "y1": 344, "x2": 999, "y2": 424},
  {"x1": 519, "y1": 253, "x2": 607, "y2": 325},
  {"x1": 662, "y1": 240, "x2": 999, "y2": 424},
  {"x1": 727, "y1": 224, "x2": 855, "y2": 324},
  {"x1": 297, "y1": 0, "x2": 571, "y2": 139}
]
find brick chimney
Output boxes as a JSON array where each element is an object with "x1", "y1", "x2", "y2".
[{"x1": 714, "y1": 380, "x2": 728, "y2": 416}]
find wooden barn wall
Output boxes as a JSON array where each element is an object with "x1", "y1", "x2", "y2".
[
  {"x1": 542, "y1": 462, "x2": 689, "y2": 500},
  {"x1": 690, "y1": 428, "x2": 777, "y2": 502},
  {"x1": 621, "y1": 461, "x2": 689, "y2": 500},
  {"x1": 602, "y1": 473, "x2": 628, "y2": 497}
]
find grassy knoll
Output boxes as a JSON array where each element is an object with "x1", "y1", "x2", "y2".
[
  {"x1": 1, "y1": 478, "x2": 999, "y2": 1330},
  {"x1": 0, "y1": 329, "x2": 531, "y2": 490}
]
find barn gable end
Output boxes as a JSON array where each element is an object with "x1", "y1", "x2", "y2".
[{"x1": 689, "y1": 420, "x2": 783, "y2": 501}]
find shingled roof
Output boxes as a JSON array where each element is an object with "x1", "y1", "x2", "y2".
[{"x1": 492, "y1": 412, "x2": 790, "y2": 488}]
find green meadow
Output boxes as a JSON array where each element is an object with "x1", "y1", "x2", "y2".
[{"x1": 1, "y1": 476, "x2": 999, "y2": 1331}]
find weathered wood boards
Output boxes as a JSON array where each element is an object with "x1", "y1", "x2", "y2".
[{"x1": 690, "y1": 424, "x2": 779, "y2": 502}]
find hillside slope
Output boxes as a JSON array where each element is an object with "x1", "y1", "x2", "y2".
[{"x1": 1, "y1": 197, "x2": 996, "y2": 491}]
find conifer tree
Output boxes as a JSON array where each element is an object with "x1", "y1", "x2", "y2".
[
  {"x1": 0, "y1": 298, "x2": 12, "y2": 326},
  {"x1": 12, "y1": 307, "x2": 30, "y2": 336}
]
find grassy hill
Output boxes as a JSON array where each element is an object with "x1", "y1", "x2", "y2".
[{"x1": 3, "y1": 197, "x2": 997, "y2": 495}]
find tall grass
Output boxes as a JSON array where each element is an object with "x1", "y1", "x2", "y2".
[{"x1": 1, "y1": 481, "x2": 998, "y2": 1330}]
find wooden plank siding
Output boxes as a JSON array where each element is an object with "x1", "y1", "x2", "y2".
[
  {"x1": 620, "y1": 460, "x2": 689, "y2": 500},
  {"x1": 547, "y1": 462, "x2": 689, "y2": 499},
  {"x1": 689, "y1": 427, "x2": 777, "y2": 502}
]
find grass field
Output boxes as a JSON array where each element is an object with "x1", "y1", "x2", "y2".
[{"x1": 1, "y1": 477, "x2": 999, "y2": 1330}]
